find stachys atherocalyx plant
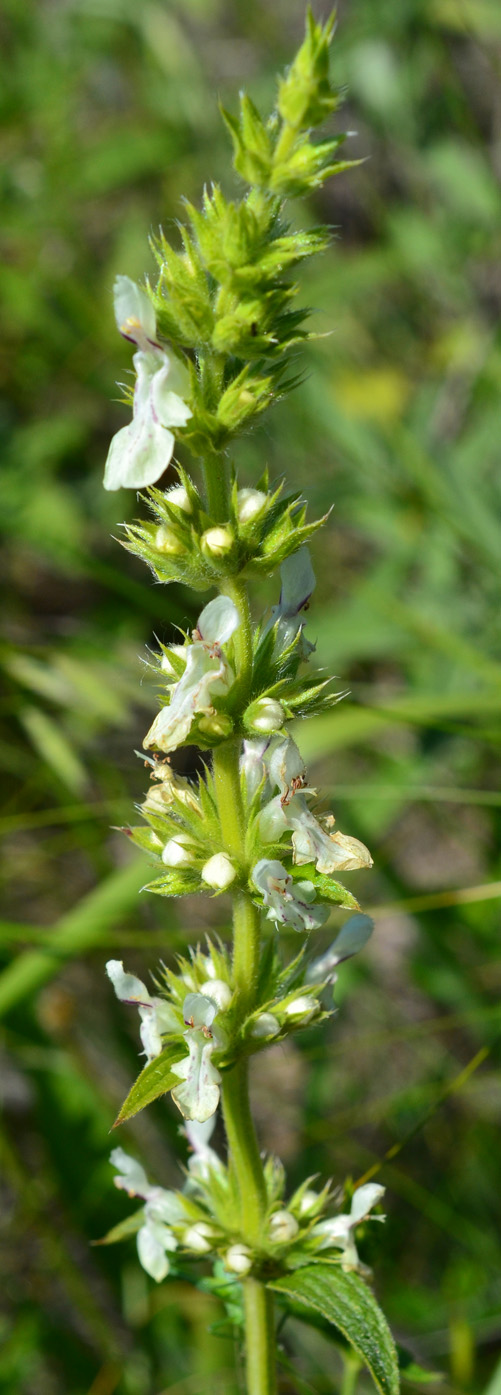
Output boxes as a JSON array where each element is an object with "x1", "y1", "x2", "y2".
[{"x1": 98, "y1": 13, "x2": 400, "y2": 1395}]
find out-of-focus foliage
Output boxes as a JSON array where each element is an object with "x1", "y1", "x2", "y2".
[{"x1": 1, "y1": 1, "x2": 501, "y2": 1392}]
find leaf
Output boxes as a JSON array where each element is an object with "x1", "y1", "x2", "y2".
[
  {"x1": 92, "y1": 1209, "x2": 145, "y2": 1246},
  {"x1": 269, "y1": 1263, "x2": 399, "y2": 1395},
  {"x1": 113, "y1": 1042, "x2": 186, "y2": 1126}
]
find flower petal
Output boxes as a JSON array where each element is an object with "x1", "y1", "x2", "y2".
[
  {"x1": 106, "y1": 959, "x2": 152, "y2": 1007},
  {"x1": 171, "y1": 1033, "x2": 221, "y2": 1122},
  {"x1": 197, "y1": 595, "x2": 240, "y2": 646},
  {"x1": 350, "y1": 1182, "x2": 385, "y2": 1225},
  {"x1": 137, "y1": 1221, "x2": 171, "y2": 1282},
  {"x1": 110, "y1": 1147, "x2": 150, "y2": 1198},
  {"x1": 114, "y1": 276, "x2": 157, "y2": 347}
]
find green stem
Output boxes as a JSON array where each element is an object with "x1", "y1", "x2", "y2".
[
  {"x1": 202, "y1": 445, "x2": 229, "y2": 521},
  {"x1": 341, "y1": 1355, "x2": 361, "y2": 1395},
  {"x1": 242, "y1": 1281, "x2": 277, "y2": 1395},
  {"x1": 204, "y1": 490, "x2": 276, "y2": 1392},
  {"x1": 221, "y1": 1058, "x2": 266, "y2": 1235}
]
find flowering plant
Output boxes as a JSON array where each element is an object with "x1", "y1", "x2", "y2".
[{"x1": 98, "y1": 13, "x2": 400, "y2": 1395}]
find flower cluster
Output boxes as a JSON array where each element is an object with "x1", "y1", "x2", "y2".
[{"x1": 106, "y1": 1123, "x2": 385, "y2": 1287}]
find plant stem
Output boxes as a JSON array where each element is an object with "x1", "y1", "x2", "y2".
[
  {"x1": 204, "y1": 451, "x2": 276, "y2": 1392},
  {"x1": 242, "y1": 1281, "x2": 277, "y2": 1395},
  {"x1": 341, "y1": 1355, "x2": 361, "y2": 1395},
  {"x1": 221, "y1": 1058, "x2": 266, "y2": 1233}
]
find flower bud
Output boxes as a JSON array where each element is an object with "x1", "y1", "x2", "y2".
[
  {"x1": 155, "y1": 525, "x2": 184, "y2": 555},
  {"x1": 166, "y1": 485, "x2": 192, "y2": 514},
  {"x1": 236, "y1": 488, "x2": 268, "y2": 524},
  {"x1": 198, "y1": 713, "x2": 234, "y2": 740},
  {"x1": 269, "y1": 1211, "x2": 299, "y2": 1244},
  {"x1": 199, "y1": 978, "x2": 232, "y2": 1011},
  {"x1": 182, "y1": 1222, "x2": 217, "y2": 1254},
  {"x1": 283, "y1": 995, "x2": 318, "y2": 1025},
  {"x1": 245, "y1": 698, "x2": 285, "y2": 734},
  {"x1": 249, "y1": 1012, "x2": 281, "y2": 1039},
  {"x1": 162, "y1": 836, "x2": 196, "y2": 868},
  {"x1": 224, "y1": 1243, "x2": 253, "y2": 1275},
  {"x1": 201, "y1": 526, "x2": 234, "y2": 558},
  {"x1": 201, "y1": 853, "x2": 237, "y2": 890},
  {"x1": 298, "y1": 1189, "x2": 321, "y2": 1217}
]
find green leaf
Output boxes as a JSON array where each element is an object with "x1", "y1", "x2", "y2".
[
  {"x1": 92, "y1": 1208, "x2": 145, "y2": 1246},
  {"x1": 113, "y1": 1042, "x2": 186, "y2": 1126},
  {"x1": 269, "y1": 1263, "x2": 399, "y2": 1395}
]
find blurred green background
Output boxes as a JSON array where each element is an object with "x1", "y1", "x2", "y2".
[{"x1": 1, "y1": 0, "x2": 501, "y2": 1391}]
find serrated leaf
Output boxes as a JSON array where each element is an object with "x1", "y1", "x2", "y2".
[
  {"x1": 113, "y1": 1042, "x2": 186, "y2": 1125},
  {"x1": 269, "y1": 1263, "x2": 399, "y2": 1395}
]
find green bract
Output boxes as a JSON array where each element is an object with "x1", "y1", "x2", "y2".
[{"x1": 100, "y1": 14, "x2": 399, "y2": 1395}]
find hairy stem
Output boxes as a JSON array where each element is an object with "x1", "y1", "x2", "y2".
[
  {"x1": 242, "y1": 1281, "x2": 277, "y2": 1395},
  {"x1": 205, "y1": 452, "x2": 276, "y2": 1392}
]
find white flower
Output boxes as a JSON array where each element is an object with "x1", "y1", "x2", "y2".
[
  {"x1": 143, "y1": 595, "x2": 240, "y2": 754},
  {"x1": 306, "y1": 914, "x2": 374, "y2": 983},
  {"x1": 137, "y1": 1220, "x2": 176, "y2": 1282},
  {"x1": 267, "y1": 735, "x2": 306, "y2": 801},
  {"x1": 171, "y1": 993, "x2": 224, "y2": 1123},
  {"x1": 201, "y1": 853, "x2": 237, "y2": 890},
  {"x1": 106, "y1": 960, "x2": 178, "y2": 1062},
  {"x1": 263, "y1": 548, "x2": 316, "y2": 655},
  {"x1": 110, "y1": 1147, "x2": 185, "y2": 1283},
  {"x1": 240, "y1": 738, "x2": 272, "y2": 803},
  {"x1": 251, "y1": 859, "x2": 329, "y2": 933},
  {"x1": 259, "y1": 791, "x2": 372, "y2": 877},
  {"x1": 313, "y1": 1183, "x2": 385, "y2": 1270},
  {"x1": 184, "y1": 1116, "x2": 223, "y2": 1180},
  {"x1": 104, "y1": 277, "x2": 192, "y2": 491},
  {"x1": 113, "y1": 275, "x2": 158, "y2": 350}
]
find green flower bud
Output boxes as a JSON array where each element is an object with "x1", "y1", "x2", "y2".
[
  {"x1": 283, "y1": 995, "x2": 319, "y2": 1025},
  {"x1": 198, "y1": 713, "x2": 234, "y2": 740},
  {"x1": 249, "y1": 1012, "x2": 281, "y2": 1039},
  {"x1": 166, "y1": 485, "x2": 192, "y2": 514},
  {"x1": 298, "y1": 1188, "x2": 322, "y2": 1217},
  {"x1": 155, "y1": 525, "x2": 184, "y2": 556}
]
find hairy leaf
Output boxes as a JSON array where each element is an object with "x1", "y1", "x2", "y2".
[
  {"x1": 113, "y1": 1042, "x2": 186, "y2": 1125},
  {"x1": 269, "y1": 1263, "x2": 399, "y2": 1395}
]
